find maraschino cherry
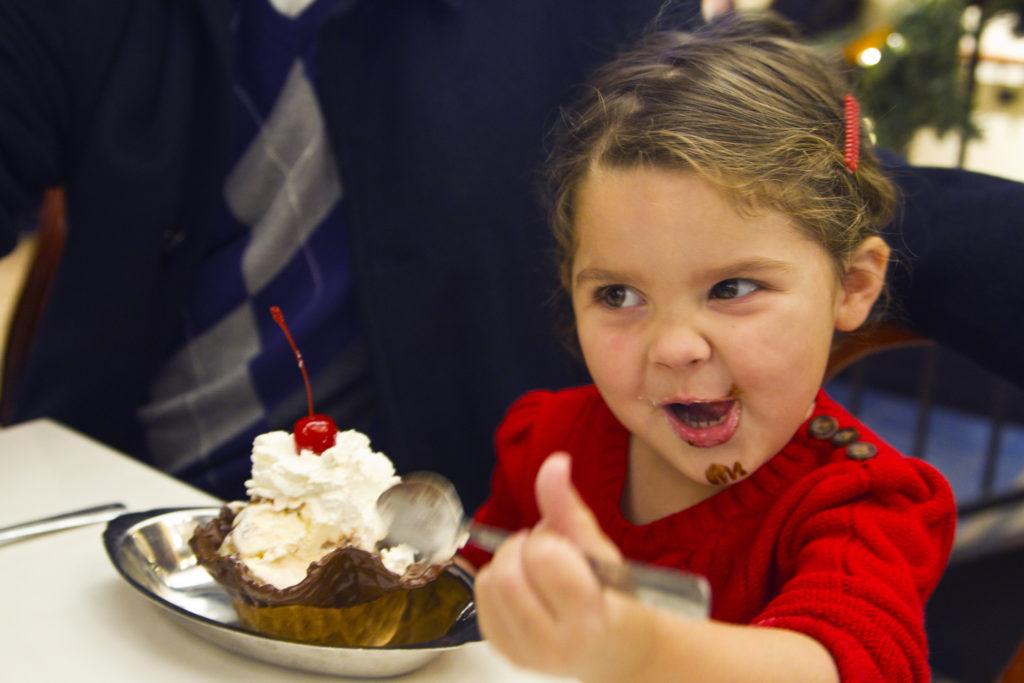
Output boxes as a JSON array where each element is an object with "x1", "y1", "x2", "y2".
[{"x1": 270, "y1": 306, "x2": 338, "y2": 455}]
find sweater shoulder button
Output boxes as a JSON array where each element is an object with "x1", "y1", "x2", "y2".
[
  {"x1": 845, "y1": 441, "x2": 878, "y2": 461},
  {"x1": 808, "y1": 415, "x2": 838, "y2": 440},
  {"x1": 830, "y1": 427, "x2": 859, "y2": 446}
]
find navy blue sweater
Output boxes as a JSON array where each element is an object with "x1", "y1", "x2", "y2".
[{"x1": 0, "y1": 0, "x2": 701, "y2": 507}]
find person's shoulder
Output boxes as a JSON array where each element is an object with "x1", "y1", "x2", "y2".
[
  {"x1": 501, "y1": 385, "x2": 603, "y2": 425},
  {"x1": 766, "y1": 393, "x2": 956, "y2": 585},
  {"x1": 797, "y1": 390, "x2": 955, "y2": 514},
  {"x1": 498, "y1": 385, "x2": 603, "y2": 443},
  {"x1": 489, "y1": 386, "x2": 605, "y2": 521}
]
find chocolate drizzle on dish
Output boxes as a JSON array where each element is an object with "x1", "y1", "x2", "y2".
[{"x1": 189, "y1": 506, "x2": 449, "y2": 608}]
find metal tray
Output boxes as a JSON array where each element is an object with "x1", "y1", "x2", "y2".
[{"x1": 103, "y1": 507, "x2": 479, "y2": 678}]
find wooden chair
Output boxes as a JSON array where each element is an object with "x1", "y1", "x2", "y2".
[
  {"x1": 0, "y1": 188, "x2": 67, "y2": 424},
  {"x1": 825, "y1": 320, "x2": 932, "y2": 380},
  {"x1": 1000, "y1": 639, "x2": 1024, "y2": 683}
]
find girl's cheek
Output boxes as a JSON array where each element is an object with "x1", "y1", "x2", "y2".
[
  {"x1": 600, "y1": 327, "x2": 637, "y2": 353},
  {"x1": 583, "y1": 325, "x2": 637, "y2": 364}
]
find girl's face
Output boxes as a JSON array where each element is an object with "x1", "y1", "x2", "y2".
[{"x1": 571, "y1": 166, "x2": 884, "y2": 504}]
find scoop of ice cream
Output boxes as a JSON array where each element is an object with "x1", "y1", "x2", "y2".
[
  {"x1": 191, "y1": 506, "x2": 450, "y2": 609},
  {"x1": 220, "y1": 503, "x2": 327, "y2": 588},
  {"x1": 379, "y1": 544, "x2": 417, "y2": 574},
  {"x1": 218, "y1": 428, "x2": 418, "y2": 587}
]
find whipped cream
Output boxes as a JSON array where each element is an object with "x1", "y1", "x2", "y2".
[{"x1": 219, "y1": 429, "x2": 417, "y2": 587}]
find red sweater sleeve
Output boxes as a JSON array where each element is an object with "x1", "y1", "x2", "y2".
[
  {"x1": 752, "y1": 456, "x2": 956, "y2": 682},
  {"x1": 458, "y1": 390, "x2": 550, "y2": 568}
]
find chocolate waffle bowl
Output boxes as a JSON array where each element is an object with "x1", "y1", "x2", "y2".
[{"x1": 104, "y1": 507, "x2": 479, "y2": 677}]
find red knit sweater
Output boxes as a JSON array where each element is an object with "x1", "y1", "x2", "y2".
[{"x1": 462, "y1": 385, "x2": 956, "y2": 682}]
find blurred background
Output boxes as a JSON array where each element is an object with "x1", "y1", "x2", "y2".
[{"x1": 1, "y1": 1, "x2": 1022, "y2": 680}]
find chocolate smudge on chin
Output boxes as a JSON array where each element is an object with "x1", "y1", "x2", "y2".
[{"x1": 705, "y1": 461, "x2": 747, "y2": 486}]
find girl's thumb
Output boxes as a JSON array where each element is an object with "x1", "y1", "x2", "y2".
[{"x1": 535, "y1": 452, "x2": 621, "y2": 565}]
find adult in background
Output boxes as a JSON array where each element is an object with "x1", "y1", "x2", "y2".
[
  {"x1": 1, "y1": 0, "x2": 1021, "y2": 513},
  {"x1": 0, "y1": 0, "x2": 699, "y2": 510}
]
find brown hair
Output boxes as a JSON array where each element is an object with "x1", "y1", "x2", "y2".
[{"x1": 547, "y1": 11, "x2": 897, "y2": 290}]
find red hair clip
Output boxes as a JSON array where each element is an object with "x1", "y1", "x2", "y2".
[{"x1": 843, "y1": 94, "x2": 860, "y2": 174}]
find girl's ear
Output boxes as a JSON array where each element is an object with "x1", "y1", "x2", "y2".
[{"x1": 835, "y1": 236, "x2": 890, "y2": 332}]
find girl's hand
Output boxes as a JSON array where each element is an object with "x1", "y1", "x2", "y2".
[
  {"x1": 474, "y1": 453, "x2": 654, "y2": 682},
  {"x1": 476, "y1": 454, "x2": 840, "y2": 683}
]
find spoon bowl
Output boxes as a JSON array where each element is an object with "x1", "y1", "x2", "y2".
[{"x1": 376, "y1": 472, "x2": 469, "y2": 566}]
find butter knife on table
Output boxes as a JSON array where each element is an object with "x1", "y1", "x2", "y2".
[{"x1": 0, "y1": 503, "x2": 127, "y2": 546}]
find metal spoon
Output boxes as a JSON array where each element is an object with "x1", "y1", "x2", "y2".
[
  {"x1": 377, "y1": 473, "x2": 711, "y2": 619},
  {"x1": 0, "y1": 502, "x2": 127, "y2": 546}
]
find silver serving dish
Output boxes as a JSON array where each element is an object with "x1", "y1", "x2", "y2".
[{"x1": 103, "y1": 507, "x2": 479, "y2": 678}]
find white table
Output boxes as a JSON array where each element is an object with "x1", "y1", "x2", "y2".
[{"x1": 0, "y1": 419, "x2": 572, "y2": 682}]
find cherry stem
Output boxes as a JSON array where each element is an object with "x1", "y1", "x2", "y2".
[{"x1": 270, "y1": 306, "x2": 314, "y2": 419}]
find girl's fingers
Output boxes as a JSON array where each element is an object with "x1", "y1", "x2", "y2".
[
  {"x1": 475, "y1": 531, "x2": 558, "y2": 663},
  {"x1": 535, "y1": 452, "x2": 621, "y2": 566},
  {"x1": 520, "y1": 527, "x2": 604, "y2": 626}
]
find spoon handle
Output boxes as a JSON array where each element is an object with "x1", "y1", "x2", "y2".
[{"x1": 467, "y1": 522, "x2": 710, "y2": 619}]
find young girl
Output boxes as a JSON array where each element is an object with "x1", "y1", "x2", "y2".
[{"x1": 461, "y1": 12, "x2": 956, "y2": 683}]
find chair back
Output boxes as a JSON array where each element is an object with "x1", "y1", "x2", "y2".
[
  {"x1": 825, "y1": 321, "x2": 930, "y2": 380},
  {"x1": 0, "y1": 188, "x2": 67, "y2": 424}
]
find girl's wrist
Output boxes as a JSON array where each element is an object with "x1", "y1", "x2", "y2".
[{"x1": 578, "y1": 589, "x2": 686, "y2": 683}]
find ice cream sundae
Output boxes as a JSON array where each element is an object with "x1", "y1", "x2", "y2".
[{"x1": 189, "y1": 307, "x2": 469, "y2": 646}]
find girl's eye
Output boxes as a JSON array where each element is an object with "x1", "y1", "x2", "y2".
[
  {"x1": 709, "y1": 278, "x2": 760, "y2": 300},
  {"x1": 596, "y1": 285, "x2": 643, "y2": 308}
]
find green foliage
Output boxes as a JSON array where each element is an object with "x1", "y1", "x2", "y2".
[{"x1": 855, "y1": 0, "x2": 976, "y2": 153}]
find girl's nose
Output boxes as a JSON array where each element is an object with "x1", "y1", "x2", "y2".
[{"x1": 647, "y1": 317, "x2": 712, "y2": 369}]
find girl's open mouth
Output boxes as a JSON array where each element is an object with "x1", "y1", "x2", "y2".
[{"x1": 664, "y1": 399, "x2": 740, "y2": 447}]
